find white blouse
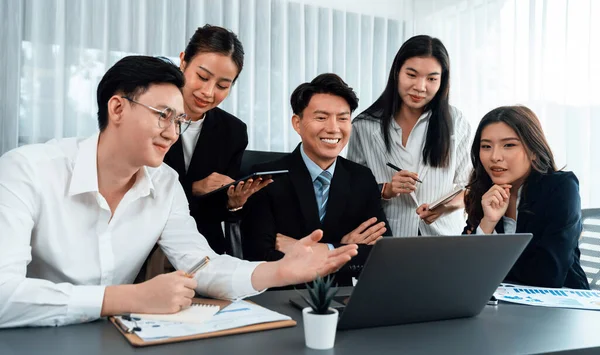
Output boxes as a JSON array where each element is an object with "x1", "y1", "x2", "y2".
[{"x1": 348, "y1": 106, "x2": 472, "y2": 237}]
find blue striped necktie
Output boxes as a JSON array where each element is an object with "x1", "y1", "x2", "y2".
[{"x1": 315, "y1": 171, "x2": 332, "y2": 222}]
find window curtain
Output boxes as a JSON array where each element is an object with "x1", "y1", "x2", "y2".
[
  {"x1": 408, "y1": 0, "x2": 600, "y2": 208},
  {"x1": 0, "y1": 0, "x2": 404, "y2": 156}
]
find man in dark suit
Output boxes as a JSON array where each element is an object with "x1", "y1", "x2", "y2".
[{"x1": 241, "y1": 74, "x2": 392, "y2": 285}]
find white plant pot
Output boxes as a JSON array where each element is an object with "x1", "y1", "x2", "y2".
[{"x1": 302, "y1": 307, "x2": 339, "y2": 350}]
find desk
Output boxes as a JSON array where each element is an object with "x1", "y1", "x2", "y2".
[{"x1": 2, "y1": 287, "x2": 600, "y2": 355}]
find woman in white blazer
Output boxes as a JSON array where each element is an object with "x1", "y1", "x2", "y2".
[{"x1": 347, "y1": 35, "x2": 472, "y2": 237}]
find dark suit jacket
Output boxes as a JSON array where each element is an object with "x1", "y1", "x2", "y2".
[
  {"x1": 463, "y1": 171, "x2": 589, "y2": 289},
  {"x1": 164, "y1": 107, "x2": 248, "y2": 254},
  {"x1": 241, "y1": 145, "x2": 392, "y2": 286}
]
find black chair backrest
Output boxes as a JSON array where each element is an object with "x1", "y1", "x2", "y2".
[
  {"x1": 580, "y1": 208, "x2": 600, "y2": 290},
  {"x1": 238, "y1": 150, "x2": 289, "y2": 178}
]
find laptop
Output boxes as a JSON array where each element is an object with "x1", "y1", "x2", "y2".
[{"x1": 290, "y1": 233, "x2": 532, "y2": 330}]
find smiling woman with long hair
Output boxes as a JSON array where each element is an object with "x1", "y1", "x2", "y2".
[
  {"x1": 463, "y1": 105, "x2": 589, "y2": 289},
  {"x1": 348, "y1": 35, "x2": 472, "y2": 237},
  {"x1": 162, "y1": 25, "x2": 271, "y2": 254}
]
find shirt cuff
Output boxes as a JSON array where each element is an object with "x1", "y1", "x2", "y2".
[
  {"x1": 327, "y1": 243, "x2": 335, "y2": 250},
  {"x1": 231, "y1": 261, "x2": 265, "y2": 300},
  {"x1": 67, "y1": 285, "x2": 106, "y2": 323},
  {"x1": 379, "y1": 183, "x2": 391, "y2": 201}
]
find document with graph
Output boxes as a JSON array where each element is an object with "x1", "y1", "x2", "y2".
[
  {"x1": 494, "y1": 283, "x2": 600, "y2": 310},
  {"x1": 117, "y1": 300, "x2": 292, "y2": 342}
]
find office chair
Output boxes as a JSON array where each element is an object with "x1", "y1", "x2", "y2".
[
  {"x1": 580, "y1": 208, "x2": 600, "y2": 290},
  {"x1": 225, "y1": 149, "x2": 288, "y2": 258}
]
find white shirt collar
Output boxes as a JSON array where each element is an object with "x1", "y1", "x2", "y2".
[
  {"x1": 68, "y1": 133, "x2": 155, "y2": 198},
  {"x1": 391, "y1": 110, "x2": 431, "y2": 131},
  {"x1": 299, "y1": 143, "x2": 336, "y2": 182},
  {"x1": 68, "y1": 134, "x2": 100, "y2": 196}
]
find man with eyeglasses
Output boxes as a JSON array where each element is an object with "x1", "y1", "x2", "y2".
[{"x1": 0, "y1": 55, "x2": 358, "y2": 328}]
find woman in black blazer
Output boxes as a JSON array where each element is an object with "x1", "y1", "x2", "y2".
[
  {"x1": 463, "y1": 105, "x2": 589, "y2": 289},
  {"x1": 163, "y1": 25, "x2": 270, "y2": 254}
]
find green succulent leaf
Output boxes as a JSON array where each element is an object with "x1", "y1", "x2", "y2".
[{"x1": 300, "y1": 275, "x2": 339, "y2": 315}]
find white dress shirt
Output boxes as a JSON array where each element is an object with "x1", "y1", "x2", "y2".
[
  {"x1": 348, "y1": 106, "x2": 472, "y2": 237},
  {"x1": 0, "y1": 134, "x2": 262, "y2": 328},
  {"x1": 181, "y1": 117, "x2": 204, "y2": 172}
]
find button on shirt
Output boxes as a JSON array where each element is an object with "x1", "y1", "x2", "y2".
[
  {"x1": 390, "y1": 111, "x2": 429, "y2": 176},
  {"x1": 0, "y1": 134, "x2": 262, "y2": 328}
]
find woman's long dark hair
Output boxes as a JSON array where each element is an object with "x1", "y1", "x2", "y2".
[
  {"x1": 464, "y1": 105, "x2": 558, "y2": 227},
  {"x1": 356, "y1": 35, "x2": 452, "y2": 168}
]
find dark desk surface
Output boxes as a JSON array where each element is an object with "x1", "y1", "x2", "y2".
[{"x1": 2, "y1": 287, "x2": 600, "y2": 355}]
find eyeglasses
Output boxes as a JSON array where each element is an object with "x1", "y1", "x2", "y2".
[{"x1": 122, "y1": 96, "x2": 191, "y2": 135}]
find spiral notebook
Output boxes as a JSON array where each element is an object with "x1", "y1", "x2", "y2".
[{"x1": 132, "y1": 303, "x2": 220, "y2": 324}]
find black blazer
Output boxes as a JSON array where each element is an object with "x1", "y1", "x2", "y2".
[
  {"x1": 164, "y1": 107, "x2": 248, "y2": 254},
  {"x1": 241, "y1": 145, "x2": 392, "y2": 285},
  {"x1": 463, "y1": 171, "x2": 589, "y2": 289}
]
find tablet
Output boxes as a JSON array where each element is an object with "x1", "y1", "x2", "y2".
[
  {"x1": 201, "y1": 170, "x2": 289, "y2": 197},
  {"x1": 428, "y1": 186, "x2": 465, "y2": 210}
]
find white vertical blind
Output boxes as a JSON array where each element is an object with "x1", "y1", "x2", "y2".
[
  {"x1": 408, "y1": 0, "x2": 600, "y2": 208},
  {"x1": 0, "y1": 0, "x2": 404, "y2": 155},
  {"x1": 4, "y1": 0, "x2": 595, "y2": 207}
]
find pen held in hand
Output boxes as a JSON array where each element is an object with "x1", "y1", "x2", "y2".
[
  {"x1": 184, "y1": 256, "x2": 210, "y2": 278},
  {"x1": 115, "y1": 316, "x2": 141, "y2": 333},
  {"x1": 386, "y1": 162, "x2": 423, "y2": 183}
]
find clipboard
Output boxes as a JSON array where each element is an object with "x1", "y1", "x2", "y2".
[
  {"x1": 201, "y1": 170, "x2": 289, "y2": 197},
  {"x1": 109, "y1": 298, "x2": 296, "y2": 347},
  {"x1": 428, "y1": 187, "x2": 465, "y2": 210}
]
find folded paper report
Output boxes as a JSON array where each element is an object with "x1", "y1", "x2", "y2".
[
  {"x1": 116, "y1": 300, "x2": 292, "y2": 341},
  {"x1": 131, "y1": 303, "x2": 221, "y2": 324}
]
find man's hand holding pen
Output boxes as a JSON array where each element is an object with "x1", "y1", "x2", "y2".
[
  {"x1": 132, "y1": 271, "x2": 198, "y2": 314},
  {"x1": 122, "y1": 257, "x2": 210, "y2": 315}
]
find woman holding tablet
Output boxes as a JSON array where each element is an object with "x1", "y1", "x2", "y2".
[
  {"x1": 463, "y1": 105, "x2": 589, "y2": 289},
  {"x1": 347, "y1": 35, "x2": 472, "y2": 237},
  {"x1": 163, "y1": 25, "x2": 270, "y2": 254}
]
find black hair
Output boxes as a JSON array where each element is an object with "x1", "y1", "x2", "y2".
[
  {"x1": 290, "y1": 73, "x2": 358, "y2": 116},
  {"x1": 356, "y1": 35, "x2": 452, "y2": 168},
  {"x1": 182, "y1": 24, "x2": 244, "y2": 81},
  {"x1": 96, "y1": 55, "x2": 184, "y2": 131}
]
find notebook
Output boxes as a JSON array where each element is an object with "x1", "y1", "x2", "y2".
[
  {"x1": 429, "y1": 186, "x2": 465, "y2": 210},
  {"x1": 111, "y1": 299, "x2": 296, "y2": 346},
  {"x1": 132, "y1": 303, "x2": 220, "y2": 324}
]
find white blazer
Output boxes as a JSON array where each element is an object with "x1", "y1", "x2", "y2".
[{"x1": 347, "y1": 106, "x2": 472, "y2": 237}]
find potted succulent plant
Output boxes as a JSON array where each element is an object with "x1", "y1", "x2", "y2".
[{"x1": 299, "y1": 275, "x2": 339, "y2": 349}]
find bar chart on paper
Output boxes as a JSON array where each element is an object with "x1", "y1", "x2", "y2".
[{"x1": 494, "y1": 284, "x2": 600, "y2": 310}]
